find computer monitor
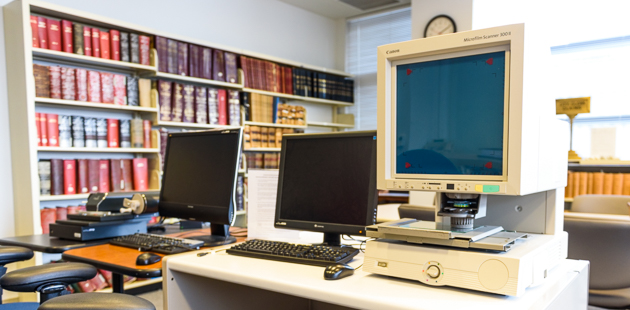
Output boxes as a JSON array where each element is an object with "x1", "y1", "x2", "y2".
[
  {"x1": 274, "y1": 131, "x2": 378, "y2": 246},
  {"x1": 158, "y1": 128, "x2": 243, "y2": 246}
]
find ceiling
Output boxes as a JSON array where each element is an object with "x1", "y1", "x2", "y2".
[{"x1": 278, "y1": 0, "x2": 411, "y2": 19}]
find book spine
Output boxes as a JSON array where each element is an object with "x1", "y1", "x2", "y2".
[
  {"x1": 61, "y1": 20, "x2": 73, "y2": 53},
  {"x1": 126, "y1": 76, "x2": 139, "y2": 106},
  {"x1": 250, "y1": 126, "x2": 260, "y2": 148},
  {"x1": 167, "y1": 39, "x2": 178, "y2": 74},
  {"x1": 49, "y1": 66, "x2": 61, "y2": 99},
  {"x1": 586, "y1": 172, "x2": 594, "y2": 194},
  {"x1": 182, "y1": 84, "x2": 195, "y2": 123},
  {"x1": 60, "y1": 67, "x2": 76, "y2": 100},
  {"x1": 130, "y1": 118, "x2": 143, "y2": 148},
  {"x1": 56, "y1": 206, "x2": 67, "y2": 221},
  {"x1": 177, "y1": 42, "x2": 188, "y2": 76},
  {"x1": 269, "y1": 128, "x2": 276, "y2": 147},
  {"x1": 110, "y1": 159, "x2": 122, "y2": 192},
  {"x1": 35, "y1": 113, "x2": 42, "y2": 146},
  {"x1": 50, "y1": 159, "x2": 63, "y2": 195},
  {"x1": 138, "y1": 78, "x2": 151, "y2": 107},
  {"x1": 91, "y1": 28, "x2": 100, "y2": 57},
  {"x1": 261, "y1": 127, "x2": 269, "y2": 148},
  {"x1": 30, "y1": 15, "x2": 39, "y2": 48},
  {"x1": 83, "y1": 26, "x2": 92, "y2": 56},
  {"x1": 158, "y1": 80, "x2": 172, "y2": 121},
  {"x1": 39, "y1": 113, "x2": 48, "y2": 146},
  {"x1": 201, "y1": 47, "x2": 212, "y2": 79},
  {"x1": 110, "y1": 30, "x2": 120, "y2": 61},
  {"x1": 63, "y1": 159, "x2": 76, "y2": 195},
  {"x1": 47, "y1": 113, "x2": 59, "y2": 147},
  {"x1": 224, "y1": 52, "x2": 238, "y2": 84},
  {"x1": 87, "y1": 159, "x2": 99, "y2": 193},
  {"x1": 75, "y1": 68, "x2": 87, "y2": 101},
  {"x1": 243, "y1": 125, "x2": 251, "y2": 149},
  {"x1": 143, "y1": 120, "x2": 152, "y2": 148},
  {"x1": 100, "y1": 73, "x2": 114, "y2": 103},
  {"x1": 84, "y1": 117, "x2": 97, "y2": 148},
  {"x1": 107, "y1": 119, "x2": 119, "y2": 148},
  {"x1": 40, "y1": 208, "x2": 55, "y2": 234},
  {"x1": 100, "y1": 30, "x2": 110, "y2": 59},
  {"x1": 578, "y1": 171, "x2": 587, "y2": 196},
  {"x1": 217, "y1": 89, "x2": 227, "y2": 125},
  {"x1": 119, "y1": 119, "x2": 131, "y2": 148},
  {"x1": 77, "y1": 159, "x2": 89, "y2": 193},
  {"x1": 241, "y1": 92, "x2": 250, "y2": 121},
  {"x1": 58, "y1": 115, "x2": 72, "y2": 147},
  {"x1": 139, "y1": 35, "x2": 151, "y2": 65},
  {"x1": 228, "y1": 90, "x2": 240, "y2": 126},
  {"x1": 603, "y1": 173, "x2": 613, "y2": 195},
  {"x1": 207, "y1": 88, "x2": 219, "y2": 124},
  {"x1": 87, "y1": 70, "x2": 101, "y2": 103},
  {"x1": 213, "y1": 50, "x2": 225, "y2": 81},
  {"x1": 37, "y1": 16, "x2": 48, "y2": 49},
  {"x1": 120, "y1": 32, "x2": 129, "y2": 62},
  {"x1": 189, "y1": 44, "x2": 199, "y2": 78},
  {"x1": 96, "y1": 118, "x2": 108, "y2": 148},
  {"x1": 113, "y1": 74, "x2": 127, "y2": 105},
  {"x1": 47, "y1": 19, "x2": 61, "y2": 51},
  {"x1": 33, "y1": 64, "x2": 50, "y2": 98},
  {"x1": 156, "y1": 36, "x2": 168, "y2": 72},
  {"x1": 72, "y1": 116, "x2": 85, "y2": 147},
  {"x1": 38, "y1": 160, "x2": 51, "y2": 195},
  {"x1": 171, "y1": 83, "x2": 184, "y2": 122},
  {"x1": 98, "y1": 160, "x2": 110, "y2": 192},
  {"x1": 623, "y1": 174, "x2": 630, "y2": 195},
  {"x1": 130, "y1": 33, "x2": 140, "y2": 64},
  {"x1": 612, "y1": 173, "x2": 624, "y2": 195},
  {"x1": 239, "y1": 56, "x2": 248, "y2": 87},
  {"x1": 121, "y1": 159, "x2": 133, "y2": 191},
  {"x1": 132, "y1": 158, "x2": 148, "y2": 191},
  {"x1": 236, "y1": 175, "x2": 243, "y2": 211},
  {"x1": 194, "y1": 86, "x2": 208, "y2": 124}
]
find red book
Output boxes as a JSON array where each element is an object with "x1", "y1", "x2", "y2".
[
  {"x1": 61, "y1": 20, "x2": 73, "y2": 53},
  {"x1": 39, "y1": 113, "x2": 48, "y2": 146},
  {"x1": 217, "y1": 89, "x2": 227, "y2": 125},
  {"x1": 143, "y1": 120, "x2": 151, "y2": 148},
  {"x1": 49, "y1": 66, "x2": 61, "y2": 99},
  {"x1": 91, "y1": 28, "x2": 100, "y2": 58},
  {"x1": 100, "y1": 73, "x2": 114, "y2": 103},
  {"x1": 77, "y1": 280, "x2": 96, "y2": 293},
  {"x1": 75, "y1": 69, "x2": 88, "y2": 101},
  {"x1": 56, "y1": 206, "x2": 68, "y2": 221},
  {"x1": 63, "y1": 159, "x2": 76, "y2": 195},
  {"x1": 47, "y1": 19, "x2": 61, "y2": 51},
  {"x1": 40, "y1": 208, "x2": 56, "y2": 234},
  {"x1": 107, "y1": 119, "x2": 119, "y2": 148},
  {"x1": 46, "y1": 113, "x2": 59, "y2": 147},
  {"x1": 132, "y1": 158, "x2": 148, "y2": 190},
  {"x1": 77, "y1": 159, "x2": 89, "y2": 193},
  {"x1": 30, "y1": 15, "x2": 39, "y2": 48},
  {"x1": 98, "y1": 160, "x2": 110, "y2": 192},
  {"x1": 139, "y1": 35, "x2": 151, "y2": 66},
  {"x1": 110, "y1": 159, "x2": 122, "y2": 191},
  {"x1": 88, "y1": 273, "x2": 108, "y2": 291},
  {"x1": 83, "y1": 26, "x2": 92, "y2": 56},
  {"x1": 60, "y1": 67, "x2": 75, "y2": 100},
  {"x1": 121, "y1": 159, "x2": 133, "y2": 191},
  {"x1": 35, "y1": 113, "x2": 42, "y2": 146},
  {"x1": 87, "y1": 71, "x2": 101, "y2": 103},
  {"x1": 110, "y1": 30, "x2": 120, "y2": 61},
  {"x1": 100, "y1": 30, "x2": 110, "y2": 59},
  {"x1": 113, "y1": 74, "x2": 126, "y2": 105},
  {"x1": 37, "y1": 16, "x2": 48, "y2": 49},
  {"x1": 88, "y1": 159, "x2": 99, "y2": 192}
]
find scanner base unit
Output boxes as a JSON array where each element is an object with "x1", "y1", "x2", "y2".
[{"x1": 363, "y1": 232, "x2": 568, "y2": 296}]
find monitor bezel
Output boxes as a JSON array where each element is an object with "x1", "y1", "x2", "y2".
[
  {"x1": 273, "y1": 130, "x2": 378, "y2": 236},
  {"x1": 158, "y1": 128, "x2": 243, "y2": 225},
  {"x1": 390, "y1": 44, "x2": 511, "y2": 181}
]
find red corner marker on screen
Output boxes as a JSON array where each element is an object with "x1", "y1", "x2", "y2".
[
  {"x1": 405, "y1": 162, "x2": 412, "y2": 169},
  {"x1": 485, "y1": 162, "x2": 493, "y2": 169},
  {"x1": 407, "y1": 69, "x2": 412, "y2": 75},
  {"x1": 486, "y1": 58, "x2": 493, "y2": 65}
]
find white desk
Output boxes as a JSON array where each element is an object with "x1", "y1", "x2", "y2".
[{"x1": 163, "y1": 250, "x2": 589, "y2": 310}]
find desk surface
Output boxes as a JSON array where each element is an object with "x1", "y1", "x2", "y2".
[
  {"x1": 164, "y1": 251, "x2": 589, "y2": 310},
  {"x1": 0, "y1": 234, "x2": 109, "y2": 253}
]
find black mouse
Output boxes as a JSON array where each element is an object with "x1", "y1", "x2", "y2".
[
  {"x1": 324, "y1": 264, "x2": 354, "y2": 280},
  {"x1": 136, "y1": 252, "x2": 161, "y2": 266}
]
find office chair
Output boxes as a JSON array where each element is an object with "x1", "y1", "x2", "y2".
[
  {"x1": 397, "y1": 204, "x2": 435, "y2": 221},
  {"x1": 571, "y1": 195, "x2": 630, "y2": 215},
  {"x1": 0, "y1": 246, "x2": 38, "y2": 310},
  {"x1": 564, "y1": 214, "x2": 630, "y2": 309}
]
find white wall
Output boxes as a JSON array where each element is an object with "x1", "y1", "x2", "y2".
[
  {"x1": 411, "y1": 0, "x2": 472, "y2": 39},
  {"x1": 0, "y1": 0, "x2": 343, "y2": 238}
]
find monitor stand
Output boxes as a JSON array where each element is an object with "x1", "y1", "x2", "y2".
[
  {"x1": 189, "y1": 223, "x2": 237, "y2": 247},
  {"x1": 310, "y1": 233, "x2": 342, "y2": 247}
]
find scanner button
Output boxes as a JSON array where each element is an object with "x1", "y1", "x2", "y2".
[{"x1": 426, "y1": 265, "x2": 440, "y2": 278}]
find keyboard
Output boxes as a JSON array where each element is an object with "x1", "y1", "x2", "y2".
[
  {"x1": 110, "y1": 233, "x2": 204, "y2": 254},
  {"x1": 226, "y1": 239, "x2": 360, "y2": 267}
]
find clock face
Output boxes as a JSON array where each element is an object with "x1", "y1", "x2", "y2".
[{"x1": 424, "y1": 15, "x2": 456, "y2": 37}]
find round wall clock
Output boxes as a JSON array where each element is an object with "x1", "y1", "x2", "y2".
[{"x1": 424, "y1": 15, "x2": 457, "y2": 37}]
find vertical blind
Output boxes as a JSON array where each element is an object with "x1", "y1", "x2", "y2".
[{"x1": 345, "y1": 7, "x2": 411, "y2": 130}]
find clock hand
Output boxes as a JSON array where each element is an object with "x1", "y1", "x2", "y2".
[{"x1": 438, "y1": 25, "x2": 453, "y2": 34}]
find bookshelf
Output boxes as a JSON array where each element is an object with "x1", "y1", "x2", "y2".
[
  {"x1": 32, "y1": 47, "x2": 156, "y2": 73},
  {"x1": 35, "y1": 97, "x2": 158, "y2": 113},
  {"x1": 564, "y1": 161, "x2": 630, "y2": 206},
  {"x1": 37, "y1": 147, "x2": 159, "y2": 153},
  {"x1": 243, "y1": 121, "x2": 307, "y2": 129}
]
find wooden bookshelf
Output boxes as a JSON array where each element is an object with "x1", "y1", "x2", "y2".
[
  {"x1": 37, "y1": 147, "x2": 160, "y2": 153},
  {"x1": 35, "y1": 98, "x2": 158, "y2": 113}
]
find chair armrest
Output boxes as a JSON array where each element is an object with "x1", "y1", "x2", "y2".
[
  {"x1": 0, "y1": 246, "x2": 34, "y2": 266},
  {"x1": 0, "y1": 262, "x2": 96, "y2": 293}
]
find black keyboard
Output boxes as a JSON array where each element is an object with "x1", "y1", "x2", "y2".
[
  {"x1": 110, "y1": 233, "x2": 204, "y2": 254},
  {"x1": 226, "y1": 239, "x2": 360, "y2": 266}
]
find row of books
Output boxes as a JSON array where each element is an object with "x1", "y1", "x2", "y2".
[
  {"x1": 158, "y1": 80, "x2": 240, "y2": 125},
  {"x1": 155, "y1": 37, "x2": 237, "y2": 83},
  {"x1": 31, "y1": 15, "x2": 150, "y2": 65},
  {"x1": 242, "y1": 93, "x2": 306, "y2": 125},
  {"x1": 565, "y1": 171, "x2": 630, "y2": 198},
  {"x1": 243, "y1": 127, "x2": 303, "y2": 149},
  {"x1": 38, "y1": 158, "x2": 151, "y2": 196},
  {"x1": 33, "y1": 64, "x2": 146, "y2": 106},
  {"x1": 240, "y1": 56, "x2": 292, "y2": 94},
  {"x1": 40, "y1": 205, "x2": 86, "y2": 234},
  {"x1": 36, "y1": 113, "x2": 152, "y2": 149},
  {"x1": 245, "y1": 152, "x2": 281, "y2": 170}
]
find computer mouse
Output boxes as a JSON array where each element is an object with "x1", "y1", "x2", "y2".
[
  {"x1": 324, "y1": 264, "x2": 354, "y2": 280},
  {"x1": 136, "y1": 252, "x2": 162, "y2": 266}
]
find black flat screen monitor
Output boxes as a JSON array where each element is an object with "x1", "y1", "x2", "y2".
[
  {"x1": 274, "y1": 131, "x2": 378, "y2": 246},
  {"x1": 159, "y1": 128, "x2": 242, "y2": 246}
]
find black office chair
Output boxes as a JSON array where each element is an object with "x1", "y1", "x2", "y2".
[{"x1": 0, "y1": 246, "x2": 38, "y2": 310}]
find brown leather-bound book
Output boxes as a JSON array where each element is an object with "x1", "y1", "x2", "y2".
[
  {"x1": 37, "y1": 16, "x2": 48, "y2": 49},
  {"x1": 225, "y1": 52, "x2": 237, "y2": 84},
  {"x1": 156, "y1": 36, "x2": 168, "y2": 72},
  {"x1": 33, "y1": 64, "x2": 50, "y2": 98},
  {"x1": 194, "y1": 86, "x2": 208, "y2": 124},
  {"x1": 612, "y1": 173, "x2": 624, "y2": 195},
  {"x1": 110, "y1": 159, "x2": 123, "y2": 191},
  {"x1": 30, "y1": 15, "x2": 39, "y2": 48},
  {"x1": 207, "y1": 88, "x2": 219, "y2": 124},
  {"x1": 88, "y1": 159, "x2": 99, "y2": 193},
  {"x1": 603, "y1": 173, "x2": 614, "y2": 195},
  {"x1": 158, "y1": 80, "x2": 172, "y2": 121},
  {"x1": 269, "y1": 128, "x2": 276, "y2": 147},
  {"x1": 47, "y1": 19, "x2": 61, "y2": 51},
  {"x1": 77, "y1": 159, "x2": 89, "y2": 193},
  {"x1": 254, "y1": 153, "x2": 263, "y2": 169},
  {"x1": 578, "y1": 172, "x2": 587, "y2": 196},
  {"x1": 243, "y1": 125, "x2": 251, "y2": 149},
  {"x1": 565, "y1": 171, "x2": 573, "y2": 198},
  {"x1": 239, "y1": 56, "x2": 249, "y2": 87},
  {"x1": 167, "y1": 39, "x2": 178, "y2": 74},
  {"x1": 275, "y1": 129, "x2": 283, "y2": 148},
  {"x1": 587, "y1": 173, "x2": 594, "y2": 194},
  {"x1": 61, "y1": 20, "x2": 73, "y2": 53},
  {"x1": 177, "y1": 42, "x2": 188, "y2": 76},
  {"x1": 189, "y1": 44, "x2": 200, "y2": 78},
  {"x1": 201, "y1": 47, "x2": 212, "y2": 79},
  {"x1": 182, "y1": 84, "x2": 195, "y2": 123},
  {"x1": 50, "y1": 158, "x2": 64, "y2": 195},
  {"x1": 213, "y1": 50, "x2": 225, "y2": 81},
  {"x1": 121, "y1": 159, "x2": 133, "y2": 191},
  {"x1": 171, "y1": 83, "x2": 184, "y2": 122},
  {"x1": 623, "y1": 174, "x2": 630, "y2": 195},
  {"x1": 91, "y1": 28, "x2": 100, "y2": 58},
  {"x1": 592, "y1": 172, "x2": 604, "y2": 194},
  {"x1": 250, "y1": 126, "x2": 260, "y2": 148}
]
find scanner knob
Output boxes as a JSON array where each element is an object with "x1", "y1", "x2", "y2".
[{"x1": 426, "y1": 265, "x2": 440, "y2": 278}]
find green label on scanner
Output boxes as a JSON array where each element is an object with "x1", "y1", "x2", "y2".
[{"x1": 483, "y1": 185, "x2": 500, "y2": 193}]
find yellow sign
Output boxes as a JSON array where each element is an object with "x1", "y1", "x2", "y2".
[{"x1": 556, "y1": 97, "x2": 591, "y2": 115}]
